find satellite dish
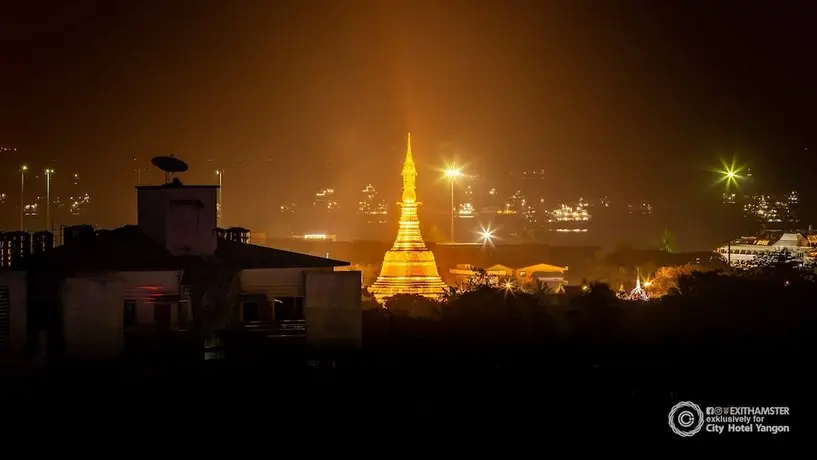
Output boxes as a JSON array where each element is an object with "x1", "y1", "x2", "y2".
[{"x1": 151, "y1": 155, "x2": 189, "y2": 184}]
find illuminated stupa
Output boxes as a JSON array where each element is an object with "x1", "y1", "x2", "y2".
[{"x1": 369, "y1": 133, "x2": 447, "y2": 303}]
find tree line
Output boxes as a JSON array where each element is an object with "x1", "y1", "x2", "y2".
[{"x1": 362, "y1": 249, "x2": 816, "y2": 363}]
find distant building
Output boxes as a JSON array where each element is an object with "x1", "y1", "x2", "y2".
[
  {"x1": 449, "y1": 262, "x2": 567, "y2": 290},
  {"x1": 714, "y1": 232, "x2": 816, "y2": 267},
  {"x1": 547, "y1": 199, "x2": 591, "y2": 233},
  {"x1": 742, "y1": 192, "x2": 800, "y2": 230},
  {"x1": 356, "y1": 184, "x2": 389, "y2": 240}
]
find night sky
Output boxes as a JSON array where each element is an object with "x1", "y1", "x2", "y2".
[{"x1": 1, "y1": 0, "x2": 814, "y2": 246}]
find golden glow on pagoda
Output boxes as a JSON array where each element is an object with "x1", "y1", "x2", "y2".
[{"x1": 369, "y1": 133, "x2": 447, "y2": 304}]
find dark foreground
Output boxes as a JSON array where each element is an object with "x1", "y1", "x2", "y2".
[{"x1": 0, "y1": 348, "x2": 808, "y2": 443}]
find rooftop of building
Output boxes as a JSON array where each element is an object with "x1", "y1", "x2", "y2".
[
  {"x1": 25, "y1": 225, "x2": 349, "y2": 272},
  {"x1": 135, "y1": 177, "x2": 218, "y2": 189},
  {"x1": 727, "y1": 231, "x2": 814, "y2": 248}
]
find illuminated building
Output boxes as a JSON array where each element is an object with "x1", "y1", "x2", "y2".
[
  {"x1": 358, "y1": 184, "x2": 387, "y2": 223},
  {"x1": 547, "y1": 199, "x2": 591, "y2": 232},
  {"x1": 457, "y1": 185, "x2": 475, "y2": 219},
  {"x1": 627, "y1": 202, "x2": 653, "y2": 215},
  {"x1": 313, "y1": 188, "x2": 338, "y2": 212},
  {"x1": 742, "y1": 192, "x2": 799, "y2": 230},
  {"x1": 69, "y1": 193, "x2": 91, "y2": 216},
  {"x1": 449, "y1": 263, "x2": 567, "y2": 291},
  {"x1": 715, "y1": 232, "x2": 815, "y2": 267},
  {"x1": 279, "y1": 202, "x2": 297, "y2": 215},
  {"x1": 293, "y1": 233, "x2": 337, "y2": 241},
  {"x1": 369, "y1": 133, "x2": 446, "y2": 303}
]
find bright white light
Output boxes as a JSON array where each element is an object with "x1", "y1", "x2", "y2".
[
  {"x1": 477, "y1": 225, "x2": 496, "y2": 245},
  {"x1": 444, "y1": 167, "x2": 462, "y2": 179}
]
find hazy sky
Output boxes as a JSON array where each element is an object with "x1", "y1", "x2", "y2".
[{"x1": 1, "y1": 0, "x2": 815, "y2": 235}]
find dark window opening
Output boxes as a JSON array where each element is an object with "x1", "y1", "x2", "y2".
[
  {"x1": 0, "y1": 286, "x2": 10, "y2": 347},
  {"x1": 154, "y1": 303, "x2": 171, "y2": 329},
  {"x1": 124, "y1": 300, "x2": 137, "y2": 328},
  {"x1": 274, "y1": 297, "x2": 304, "y2": 321},
  {"x1": 258, "y1": 302, "x2": 273, "y2": 321},
  {"x1": 242, "y1": 302, "x2": 259, "y2": 322}
]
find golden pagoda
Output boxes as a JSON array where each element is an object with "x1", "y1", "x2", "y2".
[{"x1": 369, "y1": 133, "x2": 447, "y2": 303}]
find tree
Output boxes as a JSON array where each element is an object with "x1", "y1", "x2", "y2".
[
  {"x1": 646, "y1": 263, "x2": 716, "y2": 298},
  {"x1": 658, "y1": 229, "x2": 677, "y2": 253},
  {"x1": 383, "y1": 293, "x2": 441, "y2": 319},
  {"x1": 747, "y1": 249, "x2": 815, "y2": 284}
]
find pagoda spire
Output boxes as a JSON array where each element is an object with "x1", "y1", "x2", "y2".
[
  {"x1": 369, "y1": 133, "x2": 446, "y2": 304},
  {"x1": 401, "y1": 132, "x2": 417, "y2": 203},
  {"x1": 406, "y1": 132, "x2": 413, "y2": 163}
]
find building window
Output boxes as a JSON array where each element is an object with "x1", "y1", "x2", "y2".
[
  {"x1": 259, "y1": 302, "x2": 273, "y2": 321},
  {"x1": 242, "y1": 302, "x2": 260, "y2": 323},
  {"x1": 0, "y1": 286, "x2": 9, "y2": 347},
  {"x1": 154, "y1": 303, "x2": 171, "y2": 329},
  {"x1": 123, "y1": 300, "x2": 137, "y2": 328},
  {"x1": 274, "y1": 297, "x2": 304, "y2": 321}
]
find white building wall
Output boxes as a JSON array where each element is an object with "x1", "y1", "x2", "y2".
[
  {"x1": 119, "y1": 271, "x2": 181, "y2": 326},
  {"x1": 716, "y1": 239, "x2": 813, "y2": 267},
  {"x1": 304, "y1": 271, "x2": 362, "y2": 347},
  {"x1": 137, "y1": 186, "x2": 218, "y2": 256},
  {"x1": 62, "y1": 275, "x2": 126, "y2": 357},
  {"x1": 62, "y1": 270, "x2": 180, "y2": 357},
  {"x1": 0, "y1": 271, "x2": 28, "y2": 355},
  {"x1": 239, "y1": 267, "x2": 333, "y2": 299}
]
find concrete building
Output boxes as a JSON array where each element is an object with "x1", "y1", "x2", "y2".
[
  {"x1": 714, "y1": 232, "x2": 817, "y2": 267},
  {"x1": 0, "y1": 178, "x2": 361, "y2": 359},
  {"x1": 449, "y1": 263, "x2": 567, "y2": 290}
]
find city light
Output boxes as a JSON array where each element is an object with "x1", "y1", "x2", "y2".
[
  {"x1": 478, "y1": 225, "x2": 497, "y2": 246},
  {"x1": 444, "y1": 167, "x2": 462, "y2": 179},
  {"x1": 714, "y1": 158, "x2": 745, "y2": 189},
  {"x1": 443, "y1": 165, "x2": 463, "y2": 242},
  {"x1": 20, "y1": 165, "x2": 28, "y2": 230},
  {"x1": 215, "y1": 169, "x2": 223, "y2": 226},
  {"x1": 45, "y1": 168, "x2": 54, "y2": 230}
]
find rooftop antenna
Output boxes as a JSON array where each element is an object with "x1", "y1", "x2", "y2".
[{"x1": 151, "y1": 155, "x2": 189, "y2": 184}]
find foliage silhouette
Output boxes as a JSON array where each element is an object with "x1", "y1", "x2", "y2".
[{"x1": 362, "y1": 264, "x2": 817, "y2": 362}]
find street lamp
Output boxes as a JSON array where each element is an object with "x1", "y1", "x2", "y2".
[
  {"x1": 478, "y1": 224, "x2": 496, "y2": 246},
  {"x1": 444, "y1": 166, "x2": 462, "y2": 242},
  {"x1": 714, "y1": 159, "x2": 744, "y2": 267},
  {"x1": 715, "y1": 159, "x2": 744, "y2": 190},
  {"x1": 20, "y1": 165, "x2": 28, "y2": 231},
  {"x1": 44, "y1": 168, "x2": 54, "y2": 231},
  {"x1": 215, "y1": 169, "x2": 223, "y2": 227}
]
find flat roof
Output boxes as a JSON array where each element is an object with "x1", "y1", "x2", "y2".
[{"x1": 136, "y1": 185, "x2": 219, "y2": 189}]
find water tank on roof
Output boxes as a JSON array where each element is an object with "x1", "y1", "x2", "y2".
[
  {"x1": 63, "y1": 225, "x2": 95, "y2": 245},
  {"x1": 225, "y1": 227, "x2": 250, "y2": 244},
  {"x1": 32, "y1": 231, "x2": 54, "y2": 254}
]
